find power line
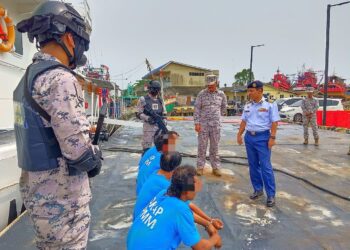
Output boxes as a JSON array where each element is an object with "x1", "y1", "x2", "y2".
[{"x1": 111, "y1": 61, "x2": 145, "y2": 78}]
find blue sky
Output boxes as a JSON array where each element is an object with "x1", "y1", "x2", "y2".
[{"x1": 71, "y1": 0, "x2": 350, "y2": 88}]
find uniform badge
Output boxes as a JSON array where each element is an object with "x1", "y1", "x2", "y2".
[
  {"x1": 258, "y1": 108, "x2": 268, "y2": 112},
  {"x1": 152, "y1": 103, "x2": 159, "y2": 110},
  {"x1": 252, "y1": 83, "x2": 256, "y2": 88}
]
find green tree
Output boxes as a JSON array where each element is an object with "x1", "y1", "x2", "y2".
[{"x1": 234, "y1": 69, "x2": 254, "y2": 86}]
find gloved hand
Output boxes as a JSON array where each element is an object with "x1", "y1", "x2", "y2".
[
  {"x1": 195, "y1": 124, "x2": 201, "y2": 133},
  {"x1": 88, "y1": 145, "x2": 103, "y2": 178},
  {"x1": 147, "y1": 116, "x2": 155, "y2": 125},
  {"x1": 88, "y1": 164, "x2": 101, "y2": 178}
]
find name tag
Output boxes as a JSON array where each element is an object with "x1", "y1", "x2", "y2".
[
  {"x1": 258, "y1": 108, "x2": 268, "y2": 112},
  {"x1": 152, "y1": 103, "x2": 159, "y2": 110}
]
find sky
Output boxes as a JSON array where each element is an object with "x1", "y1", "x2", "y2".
[{"x1": 71, "y1": 0, "x2": 350, "y2": 89}]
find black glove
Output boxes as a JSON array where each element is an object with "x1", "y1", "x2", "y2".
[
  {"x1": 87, "y1": 147, "x2": 103, "y2": 178},
  {"x1": 147, "y1": 116, "x2": 156, "y2": 125},
  {"x1": 88, "y1": 164, "x2": 101, "y2": 178}
]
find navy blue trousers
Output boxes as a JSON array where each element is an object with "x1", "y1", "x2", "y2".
[{"x1": 244, "y1": 131, "x2": 276, "y2": 198}]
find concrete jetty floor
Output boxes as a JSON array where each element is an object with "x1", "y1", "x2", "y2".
[{"x1": 1, "y1": 117, "x2": 349, "y2": 250}]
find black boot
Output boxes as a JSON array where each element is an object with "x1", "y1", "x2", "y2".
[{"x1": 249, "y1": 190, "x2": 264, "y2": 200}]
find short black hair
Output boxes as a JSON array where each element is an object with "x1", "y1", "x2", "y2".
[
  {"x1": 167, "y1": 165, "x2": 196, "y2": 198},
  {"x1": 160, "y1": 151, "x2": 182, "y2": 172},
  {"x1": 154, "y1": 131, "x2": 179, "y2": 152}
]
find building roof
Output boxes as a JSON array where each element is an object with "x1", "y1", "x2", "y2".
[
  {"x1": 220, "y1": 86, "x2": 247, "y2": 92},
  {"x1": 142, "y1": 61, "x2": 214, "y2": 79},
  {"x1": 86, "y1": 77, "x2": 116, "y2": 90}
]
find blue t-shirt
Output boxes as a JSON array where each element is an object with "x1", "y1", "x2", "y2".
[
  {"x1": 136, "y1": 150, "x2": 161, "y2": 195},
  {"x1": 127, "y1": 190, "x2": 201, "y2": 250},
  {"x1": 138, "y1": 146, "x2": 158, "y2": 167},
  {"x1": 133, "y1": 173, "x2": 170, "y2": 219}
]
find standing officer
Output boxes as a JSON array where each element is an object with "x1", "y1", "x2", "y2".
[
  {"x1": 194, "y1": 74, "x2": 227, "y2": 177},
  {"x1": 14, "y1": 1, "x2": 102, "y2": 249},
  {"x1": 236, "y1": 81, "x2": 280, "y2": 207},
  {"x1": 136, "y1": 80, "x2": 166, "y2": 154},
  {"x1": 301, "y1": 87, "x2": 319, "y2": 145}
]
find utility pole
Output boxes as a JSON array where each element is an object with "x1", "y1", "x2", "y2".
[
  {"x1": 322, "y1": 1, "x2": 350, "y2": 125},
  {"x1": 248, "y1": 44, "x2": 264, "y2": 84}
]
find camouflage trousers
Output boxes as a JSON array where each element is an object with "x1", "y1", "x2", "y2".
[
  {"x1": 197, "y1": 125, "x2": 221, "y2": 169},
  {"x1": 303, "y1": 115, "x2": 319, "y2": 140},
  {"x1": 27, "y1": 204, "x2": 90, "y2": 250},
  {"x1": 142, "y1": 122, "x2": 159, "y2": 150}
]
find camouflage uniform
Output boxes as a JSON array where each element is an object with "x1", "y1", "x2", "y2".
[
  {"x1": 19, "y1": 52, "x2": 92, "y2": 249},
  {"x1": 194, "y1": 89, "x2": 227, "y2": 169},
  {"x1": 136, "y1": 95, "x2": 162, "y2": 150},
  {"x1": 301, "y1": 97, "x2": 319, "y2": 140}
]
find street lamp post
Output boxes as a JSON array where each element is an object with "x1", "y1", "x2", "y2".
[
  {"x1": 322, "y1": 1, "x2": 350, "y2": 125},
  {"x1": 249, "y1": 44, "x2": 264, "y2": 84}
]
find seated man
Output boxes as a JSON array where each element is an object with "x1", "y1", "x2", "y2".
[
  {"x1": 134, "y1": 151, "x2": 182, "y2": 218},
  {"x1": 136, "y1": 131, "x2": 179, "y2": 195},
  {"x1": 134, "y1": 153, "x2": 224, "y2": 234},
  {"x1": 127, "y1": 165, "x2": 222, "y2": 250}
]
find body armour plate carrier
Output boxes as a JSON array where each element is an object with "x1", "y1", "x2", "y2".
[
  {"x1": 13, "y1": 60, "x2": 73, "y2": 171},
  {"x1": 143, "y1": 95, "x2": 164, "y2": 117}
]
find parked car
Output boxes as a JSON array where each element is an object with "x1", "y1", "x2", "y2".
[
  {"x1": 227, "y1": 100, "x2": 243, "y2": 116},
  {"x1": 275, "y1": 97, "x2": 303, "y2": 111},
  {"x1": 279, "y1": 98, "x2": 344, "y2": 122}
]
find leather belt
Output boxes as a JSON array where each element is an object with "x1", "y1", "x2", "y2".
[{"x1": 246, "y1": 130, "x2": 269, "y2": 136}]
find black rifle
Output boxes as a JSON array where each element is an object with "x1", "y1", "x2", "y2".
[
  {"x1": 144, "y1": 103, "x2": 168, "y2": 135},
  {"x1": 93, "y1": 101, "x2": 108, "y2": 145},
  {"x1": 88, "y1": 101, "x2": 108, "y2": 178}
]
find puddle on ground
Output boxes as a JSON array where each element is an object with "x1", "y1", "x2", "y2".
[
  {"x1": 278, "y1": 191, "x2": 344, "y2": 227},
  {"x1": 111, "y1": 199, "x2": 136, "y2": 209},
  {"x1": 107, "y1": 215, "x2": 133, "y2": 230},
  {"x1": 89, "y1": 230, "x2": 117, "y2": 242},
  {"x1": 121, "y1": 166, "x2": 138, "y2": 179}
]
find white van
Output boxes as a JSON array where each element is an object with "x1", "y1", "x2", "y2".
[{"x1": 279, "y1": 98, "x2": 344, "y2": 122}]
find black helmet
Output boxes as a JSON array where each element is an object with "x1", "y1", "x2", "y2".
[
  {"x1": 148, "y1": 80, "x2": 161, "y2": 92},
  {"x1": 17, "y1": 1, "x2": 90, "y2": 69}
]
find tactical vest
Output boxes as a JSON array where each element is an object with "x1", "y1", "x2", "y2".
[
  {"x1": 143, "y1": 95, "x2": 164, "y2": 117},
  {"x1": 13, "y1": 60, "x2": 73, "y2": 171}
]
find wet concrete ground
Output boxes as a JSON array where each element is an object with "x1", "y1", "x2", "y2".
[{"x1": 1, "y1": 117, "x2": 350, "y2": 250}]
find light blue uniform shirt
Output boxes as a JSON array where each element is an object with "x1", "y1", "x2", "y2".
[
  {"x1": 133, "y1": 173, "x2": 170, "y2": 219},
  {"x1": 127, "y1": 190, "x2": 201, "y2": 250},
  {"x1": 136, "y1": 150, "x2": 162, "y2": 195},
  {"x1": 241, "y1": 99, "x2": 280, "y2": 132}
]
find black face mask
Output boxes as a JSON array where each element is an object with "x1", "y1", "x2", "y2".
[
  {"x1": 71, "y1": 36, "x2": 88, "y2": 69},
  {"x1": 76, "y1": 54, "x2": 87, "y2": 67},
  {"x1": 150, "y1": 90, "x2": 159, "y2": 96}
]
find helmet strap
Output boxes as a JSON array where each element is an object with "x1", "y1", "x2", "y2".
[{"x1": 54, "y1": 35, "x2": 75, "y2": 67}]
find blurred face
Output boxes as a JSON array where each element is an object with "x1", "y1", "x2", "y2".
[
  {"x1": 247, "y1": 88, "x2": 263, "y2": 102},
  {"x1": 207, "y1": 83, "x2": 217, "y2": 93},
  {"x1": 307, "y1": 92, "x2": 313, "y2": 98},
  {"x1": 185, "y1": 176, "x2": 203, "y2": 200},
  {"x1": 162, "y1": 134, "x2": 179, "y2": 152}
]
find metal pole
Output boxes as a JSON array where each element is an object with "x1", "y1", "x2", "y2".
[
  {"x1": 113, "y1": 82, "x2": 116, "y2": 119},
  {"x1": 249, "y1": 46, "x2": 253, "y2": 84},
  {"x1": 322, "y1": 4, "x2": 331, "y2": 125}
]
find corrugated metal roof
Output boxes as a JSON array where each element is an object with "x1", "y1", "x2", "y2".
[{"x1": 142, "y1": 61, "x2": 214, "y2": 79}]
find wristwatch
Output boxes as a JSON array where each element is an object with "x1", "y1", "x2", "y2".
[{"x1": 270, "y1": 136, "x2": 276, "y2": 140}]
